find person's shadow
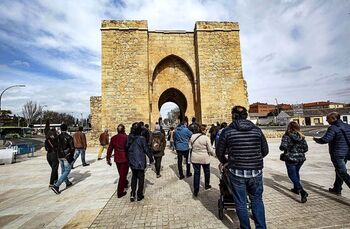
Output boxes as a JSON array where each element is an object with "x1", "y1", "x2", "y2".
[{"x1": 169, "y1": 163, "x2": 240, "y2": 228}]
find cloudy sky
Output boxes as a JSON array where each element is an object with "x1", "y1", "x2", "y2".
[{"x1": 0, "y1": 0, "x2": 349, "y2": 118}]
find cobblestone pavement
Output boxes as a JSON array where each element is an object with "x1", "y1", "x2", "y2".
[
  {"x1": 0, "y1": 138, "x2": 349, "y2": 228},
  {"x1": 90, "y1": 139, "x2": 350, "y2": 229}
]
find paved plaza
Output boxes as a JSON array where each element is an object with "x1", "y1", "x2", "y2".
[{"x1": 0, "y1": 138, "x2": 350, "y2": 228}]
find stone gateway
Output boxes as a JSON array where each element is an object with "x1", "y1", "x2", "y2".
[{"x1": 90, "y1": 20, "x2": 248, "y2": 144}]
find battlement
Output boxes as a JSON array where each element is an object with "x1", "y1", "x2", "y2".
[
  {"x1": 101, "y1": 20, "x2": 148, "y2": 30},
  {"x1": 195, "y1": 21, "x2": 239, "y2": 31}
]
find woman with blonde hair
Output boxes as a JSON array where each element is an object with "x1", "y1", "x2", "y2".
[
  {"x1": 190, "y1": 124, "x2": 214, "y2": 197},
  {"x1": 279, "y1": 121, "x2": 309, "y2": 203}
]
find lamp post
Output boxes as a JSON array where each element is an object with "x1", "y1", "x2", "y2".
[
  {"x1": 0, "y1": 85, "x2": 26, "y2": 111},
  {"x1": 40, "y1": 105, "x2": 47, "y2": 134}
]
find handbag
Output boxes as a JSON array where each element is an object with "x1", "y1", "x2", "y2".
[{"x1": 280, "y1": 152, "x2": 288, "y2": 161}]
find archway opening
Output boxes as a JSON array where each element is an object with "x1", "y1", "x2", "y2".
[
  {"x1": 158, "y1": 87, "x2": 187, "y2": 124},
  {"x1": 160, "y1": 102, "x2": 180, "y2": 127}
]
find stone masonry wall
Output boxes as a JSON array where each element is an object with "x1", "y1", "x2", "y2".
[
  {"x1": 195, "y1": 21, "x2": 248, "y2": 125},
  {"x1": 88, "y1": 96, "x2": 102, "y2": 147},
  {"x1": 90, "y1": 20, "x2": 249, "y2": 145},
  {"x1": 101, "y1": 20, "x2": 149, "y2": 134}
]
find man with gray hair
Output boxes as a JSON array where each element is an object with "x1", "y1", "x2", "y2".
[{"x1": 314, "y1": 112, "x2": 350, "y2": 195}]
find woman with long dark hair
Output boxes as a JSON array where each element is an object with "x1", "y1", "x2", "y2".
[
  {"x1": 126, "y1": 122, "x2": 154, "y2": 202},
  {"x1": 107, "y1": 124, "x2": 129, "y2": 198},
  {"x1": 45, "y1": 128, "x2": 59, "y2": 187},
  {"x1": 279, "y1": 121, "x2": 309, "y2": 203}
]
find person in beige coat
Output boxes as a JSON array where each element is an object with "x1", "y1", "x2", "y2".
[{"x1": 190, "y1": 124, "x2": 214, "y2": 196}]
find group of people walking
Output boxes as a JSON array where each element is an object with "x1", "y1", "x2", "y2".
[
  {"x1": 45, "y1": 124, "x2": 89, "y2": 194},
  {"x1": 45, "y1": 106, "x2": 350, "y2": 229}
]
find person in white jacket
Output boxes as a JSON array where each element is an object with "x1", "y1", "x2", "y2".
[{"x1": 190, "y1": 124, "x2": 214, "y2": 196}]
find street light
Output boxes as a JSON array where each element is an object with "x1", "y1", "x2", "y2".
[
  {"x1": 0, "y1": 85, "x2": 26, "y2": 111},
  {"x1": 40, "y1": 105, "x2": 48, "y2": 134}
]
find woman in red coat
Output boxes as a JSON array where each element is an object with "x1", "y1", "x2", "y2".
[{"x1": 107, "y1": 124, "x2": 129, "y2": 198}]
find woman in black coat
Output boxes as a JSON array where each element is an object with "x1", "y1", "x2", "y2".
[
  {"x1": 45, "y1": 129, "x2": 59, "y2": 187},
  {"x1": 279, "y1": 121, "x2": 309, "y2": 203},
  {"x1": 126, "y1": 122, "x2": 154, "y2": 202}
]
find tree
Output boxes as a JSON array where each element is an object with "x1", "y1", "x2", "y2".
[
  {"x1": 41, "y1": 110, "x2": 75, "y2": 126},
  {"x1": 22, "y1": 101, "x2": 42, "y2": 127}
]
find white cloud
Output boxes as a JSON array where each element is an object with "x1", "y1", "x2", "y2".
[{"x1": 0, "y1": 0, "x2": 349, "y2": 118}]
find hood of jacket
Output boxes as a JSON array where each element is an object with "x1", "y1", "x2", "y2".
[
  {"x1": 230, "y1": 119, "x2": 256, "y2": 131},
  {"x1": 176, "y1": 124, "x2": 186, "y2": 131}
]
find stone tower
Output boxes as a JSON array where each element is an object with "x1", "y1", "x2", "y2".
[{"x1": 90, "y1": 20, "x2": 248, "y2": 145}]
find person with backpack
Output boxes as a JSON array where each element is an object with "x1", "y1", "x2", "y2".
[
  {"x1": 150, "y1": 124, "x2": 166, "y2": 178},
  {"x1": 188, "y1": 117, "x2": 200, "y2": 134},
  {"x1": 51, "y1": 123, "x2": 75, "y2": 194},
  {"x1": 126, "y1": 122, "x2": 154, "y2": 202},
  {"x1": 190, "y1": 124, "x2": 214, "y2": 196},
  {"x1": 279, "y1": 121, "x2": 309, "y2": 203},
  {"x1": 174, "y1": 120, "x2": 193, "y2": 179},
  {"x1": 314, "y1": 112, "x2": 350, "y2": 195},
  {"x1": 107, "y1": 124, "x2": 129, "y2": 198},
  {"x1": 215, "y1": 122, "x2": 227, "y2": 148}
]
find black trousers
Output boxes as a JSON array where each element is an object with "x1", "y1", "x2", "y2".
[
  {"x1": 177, "y1": 150, "x2": 191, "y2": 177},
  {"x1": 154, "y1": 156, "x2": 163, "y2": 175},
  {"x1": 47, "y1": 152, "x2": 59, "y2": 185},
  {"x1": 192, "y1": 163, "x2": 211, "y2": 193},
  {"x1": 131, "y1": 169, "x2": 145, "y2": 198}
]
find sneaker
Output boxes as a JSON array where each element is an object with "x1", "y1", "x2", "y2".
[
  {"x1": 290, "y1": 188, "x2": 300, "y2": 195},
  {"x1": 205, "y1": 185, "x2": 212, "y2": 190},
  {"x1": 51, "y1": 185, "x2": 60, "y2": 195},
  {"x1": 300, "y1": 190, "x2": 308, "y2": 203},
  {"x1": 97, "y1": 158, "x2": 102, "y2": 160},
  {"x1": 328, "y1": 188, "x2": 341, "y2": 196},
  {"x1": 137, "y1": 195, "x2": 144, "y2": 201},
  {"x1": 130, "y1": 196, "x2": 135, "y2": 202},
  {"x1": 186, "y1": 173, "x2": 192, "y2": 178},
  {"x1": 83, "y1": 163, "x2": 90, "y2": 167},
  {"x1": 66, "y1": 181, "x2": 73, "y2": 187},
  {"x1": 193, "y1": 191, "x2": 198, "y2": 197},
  {"x1": 49, "y1": 184, "x2": 54, "y2": 188},
  {"x1": 179, "y1": 175, "x2": 185, "y2": 180},
  {"x1": 157, "y1": 174, "x2": 162, "y2": 178}
]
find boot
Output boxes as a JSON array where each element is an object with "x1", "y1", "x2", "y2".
[{"x1": 300, "y1": 189, "x2": 308, "y2": 203}]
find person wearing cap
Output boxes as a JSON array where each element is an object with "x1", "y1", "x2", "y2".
[{"x1": 98, "y1": 129, "x2": 109, "y2": 160}]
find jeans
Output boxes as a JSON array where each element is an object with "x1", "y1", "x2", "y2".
[
  {"x1": 131, "y1": 169, "x2": 145, "y2": 198},
  {"x1": 72, "y1": 149, "x2": 86, "y2": 166},
  {"x1": 116, "y1": 162, "x2": 129, "y2": 197},
  {"x1": 285, "y1": 162, "x2": 304, "y2": 191},
  {"x1": 331, "y1": 157, "x2": 350, "y2": 191},
  {"x1": 55, "y1": 159, "x2": 71, "y2": 188},
  {"x1": 177, "y1": 150, "x2": 191, "y2": 177},
  {"x1": 47, "y1": 152, "x2": 59, "y2": 185},
  {"x1": 154, "y1": 156, "x2": 162, "y2": 175},
  {"x1": 228, "y1": 172, "x2": 266, "y2": 229},
  {"x1": 169, "y1": 141, "x2": 174, "y2": 151},
  {"x1": 192, "y1": 163, "x2": 210, "y2": 193}
]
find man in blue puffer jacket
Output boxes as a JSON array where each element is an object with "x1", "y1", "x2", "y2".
[
  {"x1": 314, "y1": 112, "x2": 350, "y2": 195},
  {"x1": 174, "y1": 121, "x2": 193, "y2": 179}
]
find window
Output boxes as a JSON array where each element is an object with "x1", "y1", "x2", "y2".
[
  {"x1": 343, "y1": 116, "x2": 348, "y2": 124},
  {"x1": 314, "y1": 118, "x2": 321, "y2": 124}
]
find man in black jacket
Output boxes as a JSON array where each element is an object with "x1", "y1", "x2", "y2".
[
  {"x1": 51, "y1": 123, "x2": 75, "y2": 194},
  {"x1": 216, "y1": 106, "x2": 269, "y2": 229},
  {"x1": 314, "y1": 112, "x2": 350, "y2": 195}
]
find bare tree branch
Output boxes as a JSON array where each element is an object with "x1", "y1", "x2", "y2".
[{"x1": 22, "y1": 101, "x2": 42, "y2": 126}]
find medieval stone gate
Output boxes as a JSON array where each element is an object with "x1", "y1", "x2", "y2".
[{"x1": 90, "y1": 20, "x2": 248, "y2": 144}]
